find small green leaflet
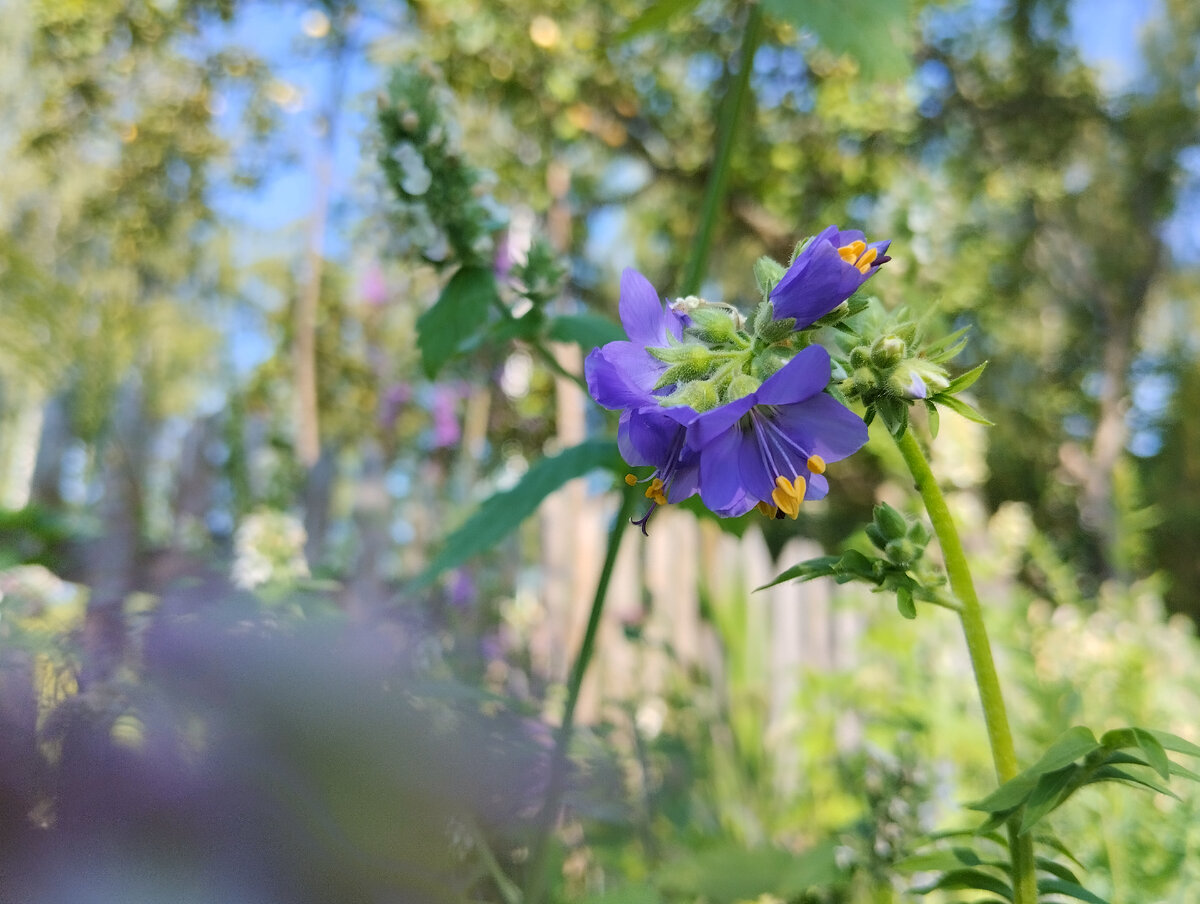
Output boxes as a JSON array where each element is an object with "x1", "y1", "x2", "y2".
[
  {"x1": 545, "y1": 313, "x2": 625, "y2": 351},
  {"x1": 760, "y1": 0, "x2": 911, "y2": 81},
  {"x1": 417, "y1": 265, "x2": 498, "y2": 378},
  {"x1": 414, "y1": 440, "x2": 621, "y2": 586}
]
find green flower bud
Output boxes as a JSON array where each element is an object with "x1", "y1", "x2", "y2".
[
  {"x1": 661, "y1": 379, "x2": 720, "y2": 412},
  {"x1": 685, "y1": 307, "x2": 741, "y2": 345},
  {"x1": 750, "y1": 351, "x2": 786, "y2": 382},
  {"x1": 754, "y1": 256, "x2": 788, "y2": 298},
  {"x1": 870, "y1": 335, "x2": 906, "y2": 369},
  {"x1": 850, "y1": 346, "x2": 872, "y2": 369},
  {"x1": 874, "y1": 502, "x2": 909, "y2": 541},
  {"x1": 885, "y1": 538, "x2": 921, "y2": 567},
  {"x1": 725, "y1": 373, "x2": 761, "y2": 402}
]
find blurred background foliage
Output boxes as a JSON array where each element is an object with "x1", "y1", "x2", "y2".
[{"x1": 1, "y1": 0, "x2": 1199, "y2": 901}]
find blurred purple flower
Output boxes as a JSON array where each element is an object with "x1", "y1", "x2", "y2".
[
  {"x1": 378, "y1": 382, "x2": 413, "y2": 432},
  {"x1": 430, "y1": 385, "x2": 462, "y2": 448},
  {"x1": 359, "y1": 264, "x2": 390, "y2": 307}
]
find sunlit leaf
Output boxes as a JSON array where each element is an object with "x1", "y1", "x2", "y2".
[
  {"x1": 911, "y1": 867, "x2": 1012, "y2": 899},
  {"x1": 1020, "y1": 765, "x2": 1081, "y2": 834},
  {"x1": 760, "y1": 0, "x2": 911, "y2": 80},
  {"x1": 415, "y1": 439, "x2": 621, "y2": 585},
  {"x1": 1101, "y1": 727, "x2": 1171, "y2": 780},
  {"x1": 1149, "y1": 729, "x2": 1200, "y2": 759}
]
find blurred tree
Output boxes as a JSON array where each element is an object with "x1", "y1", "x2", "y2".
[{"x1": 0, "y1": 0, "x2": 274, "y2": 680}]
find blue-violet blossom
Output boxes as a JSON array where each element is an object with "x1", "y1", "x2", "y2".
[
  {"x1": 771, "y1": 226, "x2": 891, "y2": 326},
  {"x1": 683, "y1": 346, "x2": 868, "y2": 518}
]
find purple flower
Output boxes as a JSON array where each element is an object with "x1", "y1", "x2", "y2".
[
  {"x1": 771, "y1": 226, "x2": 891, "y2": 326},
  {"x1": 584, "y1": 268, "x2": 687, "y2": 410},
  {"x1": 617, "y1": 406, "x2": 701, "y2": 532},
  {"x1": 686, "y1": 346, "x2": 869, "y2": 518}
]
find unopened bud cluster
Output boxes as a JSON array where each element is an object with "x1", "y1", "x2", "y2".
[
  {"x1": 866, "y1": 502, "x2": 931, "y2": 568},
  {"x1": 841, "y1": 331, "x2": 950, "y2": 407}
]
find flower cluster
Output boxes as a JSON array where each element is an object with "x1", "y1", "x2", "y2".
[
  {"x1": 586, "y1": 227, "x2": 890, "y2": 531},
  {"x1": 377, "y1": 63, "x2": 506, "y2": 267}
]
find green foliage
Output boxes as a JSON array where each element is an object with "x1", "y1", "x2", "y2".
[
  {"x1": 417, "y1": 266, "x2": 501, "y2": 378},
  {"x1": 761, "y1": 0, "x2": 912, "y2": 80},
  {"x1": 415, "y1": 439, "x2": 621, "y2": 585}
]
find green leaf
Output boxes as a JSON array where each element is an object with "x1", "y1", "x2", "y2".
[
  {"x1": 1149, "y1": 729, "x2": 1200, "y2": 759},
  {"x1": 945, "y1": 361, "x2": 988, "y2": 394},
  {"x1": 925, "y1": 399, "x2": 940, "y2": 438},
  {"x1": 1037, "y1": 878, "x2": 1111, "y2": 904},
  {"x1": 1036, "y1": 857, "x2": 1082, "y2": 884},
  {"x1": 911, "y1": 867, "x2": 1012, "y2": 899},
  {"x1": 923, "y1": 325, "x2": 971, "y2": 363},
  {"x1": 971, "y1": 728, "x2": 1099, "y2": 815},
  {"x1": 1101, "y1": 727, "x2": 1171, "y2": 780},
  {"x1": 414, "y1": 440, "x2": 620, "y2": 585},
  {"x1": 760, "y1": 0, "x2": 911, "y2": 81},
  {"x1": 936, "y1": 393, "x2": 995, "y2": 426},
  {"x1": 1031, "y1": 727, "x2": 1102, "y2": 774},
  {"x1": 756, "y1": 556, "x2": 842, "y2": 591},
  {"x1": 1020, "y1": 766, "x2": 1081, "y2": 834},
  {"x1": 617, "y1": 0, "x2": 704, "y2": 40},
  {"x1": 417, "y1": 266, "x2": 498, "y2": 378},
  {"x1": 1085, "y1": 765, "x2": 1179, "y2": 799},
  {"x1": 896, "y1": 585, "x2": 916, "y2": 619},
  {"x1": 546, "y1": 313, "x2": 625, "y2": 351},
  {"x1": 970, "y1": 772, "x2": 1040, "y2": 815}
]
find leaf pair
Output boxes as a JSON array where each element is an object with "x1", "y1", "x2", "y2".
[{"x1": 969, "y1": 725, "x2": 1200, "y2": 837}]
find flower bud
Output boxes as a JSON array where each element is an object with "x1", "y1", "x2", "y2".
[
  {"x1": 850, "y1": 346, "x2": 872, "y2": 369},
  {"x1": 685, "y1": 307, "x2": 740, "y2": 345},
  {"x1": 884, "y1": 538, "x2": 921, "y2": 567},
  {"x1": 874, "y1": 502, "x2": 909, "y2": 541},
  {"x1": 870, "y1": 335, "x2": 906, "y2": 369},
  {"x1": 754, "y1": 256, "x2": 787, "y2": 298},
  {"x1": 662, "y1": 379, "x2": 720, "y2": 412},
  {"x1": 725, "y1": 373, "x2": 761, "y2": 402}
]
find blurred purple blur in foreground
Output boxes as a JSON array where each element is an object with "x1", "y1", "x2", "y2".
[{"x1": 0, "y1": 608, "x2": 548, "y2": 904}]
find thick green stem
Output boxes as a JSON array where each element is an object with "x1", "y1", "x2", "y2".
[
  {"x1": 893, "y1": 429, "x2": 1038, "y2": 904},
  {"x1": 679, "y1": 2, "x2": 764, "y2": 296},
  {"x1": 525, "y1": 488, "x2": 634, "y2": 904}
]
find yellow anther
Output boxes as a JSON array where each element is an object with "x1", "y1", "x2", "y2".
[
  {"x1": 837, "y1": 240, "x2": 866, "y2": 264},
  {"x1": 770, "y1": 474, "x2": 806, "y2": 520},
  {"x1": 644, "y1": 478, "x2": 667, "y2": 506},
  {"x1": 624, "y1": 473, "x2": 638, "y2": 486},
  {"x1": 806, "y1": 454, "x2": 826, "y2": 475},
  {"x1": 755, "y1": 501, "x2": 779, "y2": 519},
  {"x1": 853, "y1": 247, "x2": 877, "y2": 274},
  {"x1": 837, "y1": 240, "x2": 877, "y2": 274}
]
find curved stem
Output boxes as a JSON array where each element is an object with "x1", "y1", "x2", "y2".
[
  {"x1": 893, "y1": 428, "x2": 1038, "y2": 904},
  {"x1": 525, "y1": 487, "x2": 635, "y2": 904},
  {"x1": 679, "y1": 1, "x2": 764, "y2": 296}
]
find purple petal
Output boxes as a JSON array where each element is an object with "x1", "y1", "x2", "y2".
[
  {"x1": 804, "y1": 472, "x2": 829, "y2": 500},
  {"x1": 698, "y1": 426, "x2": 746, "y2": 512},
  {"x1": 619, "y1": 268, "x2": 679, "y2": 347},
  {"x1": 666, "y1": 458, "x2": 701, "y2": 503},
  {"x1": 754, "y1": 346, "x2": 832, "y2": 405},
  {"x1": 770, "y1": 394, "x2": 868, "y2": 464},
  {"x1": 771, "y1": 242, "x2": 861, "y2": 325},
  {"x1": 688, "y1": 393, "x2": 758, "y2": 449},
  {"x1": 737, "y1": 422, "x2": 777, "y2": 502},
  {"x1": 584, "y1": 343, "x2": 662, "y2": 409}
]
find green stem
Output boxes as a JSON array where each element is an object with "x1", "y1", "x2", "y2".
[
  {"x1": 525, "y1": 488, "x2": 635, "y2": 904},
  {"x1": 679, "y1": 2, "x2": 764, "y2": 296},
  {"x1": 893, "y1": 428, "x2": 1038, "y2": 904}
]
